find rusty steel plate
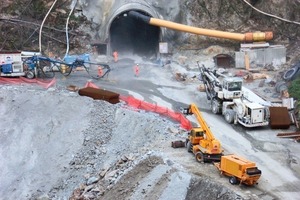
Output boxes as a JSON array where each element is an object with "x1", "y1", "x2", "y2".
[
  {"x1": 269, "y1": 107, "x2": 290, "y2": 129},
  {"x1": 78, "y1": 87, "x2": 120, "y2": 104}
]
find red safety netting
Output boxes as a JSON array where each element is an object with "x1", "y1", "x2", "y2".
[
  {"x1": 119, "y1": 95, "x2": 192, "y2": 130},
  {"x1": 82, "y1": 81, "x2": 191, "y2": 130},
  {"x1": 84, "y1": 81, "x2": 100, "y2": 89},
  {"x1": 0, "y1": 77, "x2": 56, "y2": 89},
  {"x1": 82, "y1": 81, "x2": 192, "y2": 130}
]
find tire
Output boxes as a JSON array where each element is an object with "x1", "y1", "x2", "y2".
[
  {"x1": 195, "y1": 151, "x2": 204, "y2": 163},
  {"x1": 186, "y1": 141, "x2": 192, "y2": 153},
  {"x1": 38, "y1": 60, "x2": 55, "y2": 78},
  {"x1": 229, "y1": 176, "x2": 238, "y2": 185},
  {"x1": 211, "y1": 100, "x2": 221, "y2": 114},
  {"x1": 224, "y1": 110, "x2": 235, "y2": 124},
  {"x1": 275, "y1": 81, "x2": 287, "y2": 93},
  {"x1": 283, "y1": 67, "x2": 298, "y2": 81},
  {"x1": 25, "y1": 70, "x2": 35, "y2": 79},
  {"x1": 42, "y1": 66, "x2": 55, "y2": 78}
]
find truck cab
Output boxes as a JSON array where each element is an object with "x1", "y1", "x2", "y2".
[{"x1": 222, "y1": 77, "x2": 243, "y2": 99}]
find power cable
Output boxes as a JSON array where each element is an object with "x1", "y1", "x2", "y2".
[
  {"x1": 241, "y1": 0, "x2": 300, "y2": 25},
  {"x1": 64, "y1": 0, "x2": 78, "y2": 59},
  {"x1": 39, "y1": 0, "x2": 58, "y2": 53}
]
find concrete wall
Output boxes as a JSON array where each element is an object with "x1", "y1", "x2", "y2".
[{"x1": 235, "y1": 45, "x2": 286, "y2": 69}]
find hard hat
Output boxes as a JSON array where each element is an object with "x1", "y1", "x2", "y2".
[{"x1": 136, "y1": 64, "x2": 139, "y2": 66}]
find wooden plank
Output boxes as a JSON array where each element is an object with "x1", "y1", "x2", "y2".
[{"x1": 277, "y1": 132, "x2": 300, "y2": 138}]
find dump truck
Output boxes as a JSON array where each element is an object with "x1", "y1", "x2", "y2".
[
  {"x1": 198, "y1": 63, "x2": 269, "y2": 128},
  {"x1": 183, "y1": 103, "x2": 223, "y2": 162},
  {"x1": 214, "y1": 154, "x2": 262, "y2": 186}
]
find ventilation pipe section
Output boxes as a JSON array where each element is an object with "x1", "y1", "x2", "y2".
[{"x1": 128, "y1": 11, "x2": 273, "y2": 42}]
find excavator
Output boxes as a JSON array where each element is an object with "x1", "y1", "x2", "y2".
[{"x1": 183, "y1": 103, "x2": 223, "y2": 162}]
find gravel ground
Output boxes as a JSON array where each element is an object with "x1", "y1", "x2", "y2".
[
  {"x1": 1, "y1": 48, "x2": 300, "y2": 200},
  {"x1": 0, "y1": 84, "x2": 240, "y2": 200}
]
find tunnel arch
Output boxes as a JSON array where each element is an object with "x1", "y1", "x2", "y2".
[{"x1": 105, "y1": 3, "x2": 163, "y2": 58}]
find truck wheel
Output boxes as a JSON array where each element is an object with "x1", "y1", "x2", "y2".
[
  {"x1": 25, "y1": 70, "x2": 35, "y2": 79},
  {"x1": 195, "y1": 151, "x2": 204, "y2": 163},
  {"x1": 212, "y1": 100, "x2": 221, "y2": 114},
  {"x1": 224, "y1": 110, "x2": 235, "y2": 124},
  {"x1": 229, "y1": 176, "x2": 238, "y2": 185},
  {"x1": 283, "y1": 67, "x2": 298, "y2": 81},
  {"x1": 186, "y1": 141, "x2": 192, "y2": 153}
]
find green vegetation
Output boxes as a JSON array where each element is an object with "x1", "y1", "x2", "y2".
[
  {"x1": 288, "y1": 77, "x2": 300, "y2": 100},
  {"x1": 289, "y1": 77, "x2": 300, "y2": 113}
]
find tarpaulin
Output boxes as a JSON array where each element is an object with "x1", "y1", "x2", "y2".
[
  {"x1": 119, "y1": 95, "x2": 192, "y2": 130},
  {"x1": 0, "y1": 77, "x2": 56, "y2": 89}
]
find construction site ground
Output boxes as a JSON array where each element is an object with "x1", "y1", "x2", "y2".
[{"x1": 1, "y1": 52, "x2": 300, "y2": 200}]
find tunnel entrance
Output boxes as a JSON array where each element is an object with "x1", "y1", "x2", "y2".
[{"x1": 109, "y1": 11, "x2": 160, "y2": 58}]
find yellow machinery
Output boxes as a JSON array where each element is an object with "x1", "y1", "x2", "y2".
[
  {"x1": 128, "y1": 11, "x2": 273, "y2": 42},
  {"x1": 214, "y1": 154, "x2": 262, "y2": 185},
  {"x1": 183, "y1": 103, "x2": 223, "y2": 162}
]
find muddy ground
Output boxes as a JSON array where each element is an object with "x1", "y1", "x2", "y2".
[{"x1": 1, "y1": 49, "x2": 300, "y2": 200}]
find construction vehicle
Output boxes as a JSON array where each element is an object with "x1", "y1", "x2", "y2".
[
  {"x1": 198, "y1": 63, "x2": 269, "y2": 127},
  {"x1": 128, "y1": 11, "x2": 270, "y2": 128},
  {"x1": 0, "y1": 51, "x2": 43, "y2": 79},
  {"x1": 214, "y1": 154, "x2": 262, "y2": 186},
  {"x1": 183, "y1": 103, "x2": 223, "y2": 162},
  {"x1": 0, "y1": 52, "x2": 32, "y2": 78}
]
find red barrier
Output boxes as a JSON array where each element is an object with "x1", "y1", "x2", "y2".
[
  {"x1": 83, "y1": 82, "x2": 192, "y2": 130},
  {"x1": 0, "y1": 77, "x2": 56, "y2": 89},
  {"x1": 84, "y1": 81, "x2": 100, "y2": 89},
  {"x1": 119, "y1": 95, "x2": 192, "y2": 130}
]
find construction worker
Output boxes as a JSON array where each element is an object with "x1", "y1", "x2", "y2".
[
  {"x1": 113, "y1": 50, "x2": 118, "y2": 62},
  {"x1": 98, "y1": 66, "x2": 103, "y2": 77},
  {"x1": 134, "y1": 64, "x2": 139, "y2": 77}
]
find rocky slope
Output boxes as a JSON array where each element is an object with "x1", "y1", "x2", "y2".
[{"x1": 0, "y1": 0, "x2": 299, "y2": 62}]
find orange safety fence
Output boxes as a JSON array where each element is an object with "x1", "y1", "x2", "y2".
[
  {"x1": 119, "y1": 95, "x2": 192, "y2": 130},
  {"x1": 84, "y1": 81, "x2": 100, "y2": 89},
  {"x1": 82, "y1": 81, "x2": 191, "y2": 130},
  {"x1": 0, "y1": 77, "x2": 56, "y2": 89}
]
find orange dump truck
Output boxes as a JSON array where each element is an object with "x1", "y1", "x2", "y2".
[{"x1": 214, "y1": 154, "x2": 262, "y2": 186}]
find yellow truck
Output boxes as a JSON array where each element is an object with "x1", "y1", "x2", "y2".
[{"x1": 214, "y1": 154, "x2": 262, "y2": 186}]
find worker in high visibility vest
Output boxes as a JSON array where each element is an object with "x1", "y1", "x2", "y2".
[
  {"x1": 98, "y1": 66, "x2": 103, "y2": 77},
  {"x1": 113, "y1": 50, "x2": 118, "y2": 62},
  {"x1": 134, "y1": 64, "x2": 139, "y2": 77}
]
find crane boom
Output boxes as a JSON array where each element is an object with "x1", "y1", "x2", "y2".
[
  {"x1": 188, "y1": 103, "x2": 216, "y2": 141},
  {"x1": 183, "y1": 103, "x2": 223, "y2": 162}
]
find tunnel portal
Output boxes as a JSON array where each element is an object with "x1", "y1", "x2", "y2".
[{"x1": 109, "y1": 11, "x2": 160, "y2": 58}]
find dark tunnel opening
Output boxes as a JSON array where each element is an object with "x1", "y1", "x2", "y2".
[{"x1": 110, "y1": 11, "x2": 160, "y2": 58}]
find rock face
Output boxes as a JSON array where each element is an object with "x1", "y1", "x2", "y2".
[{"x1": 0, "y1": 0, "x2": 299, "y2": 58}]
